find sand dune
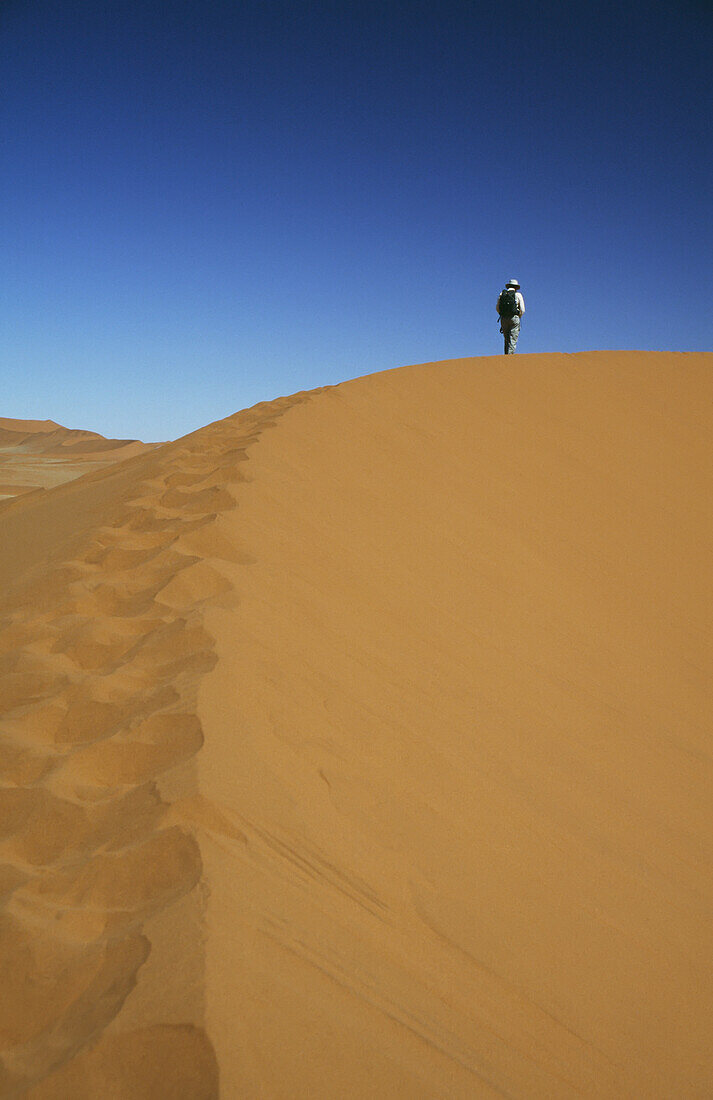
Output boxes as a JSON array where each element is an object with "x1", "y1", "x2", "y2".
[
  {"x1": 1, "y1": 352, "x2": 712, "y2": 1098},
  {"x1": 0, "y1": 417, "x2": 155, "y2": 501}
]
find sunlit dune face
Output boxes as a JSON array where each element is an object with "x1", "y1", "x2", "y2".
[{"x1": 1, "y1": 353, "x2": 712, "y2": 1099}]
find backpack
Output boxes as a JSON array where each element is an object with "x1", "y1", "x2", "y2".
[{"x1": 498, "y1": 288, "x2": 519, "y2": 318}]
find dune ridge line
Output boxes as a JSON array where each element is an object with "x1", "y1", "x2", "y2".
[
  {"x1": 1, "y1": 350, "x2": 712, "y2": 1098},
  {"x1": 0, "y1": 387, "x2": 323, "y2": 1097},
  {"x1": 194, "y1": 351, "x2": 712, "y2": 1099}
]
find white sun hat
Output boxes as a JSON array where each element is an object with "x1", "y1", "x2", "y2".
[{"x1": 506, "y1": 278, "x2": 520, "y2": 288}]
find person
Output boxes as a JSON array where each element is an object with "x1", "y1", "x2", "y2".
[{"x1": 496, "y1": 279, "x2": 525, "y2": 354}]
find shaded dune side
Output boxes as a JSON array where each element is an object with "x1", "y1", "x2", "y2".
[
  {"x1": 0, "y1": 390, "x2": 323, "y2": 1097},
  {"x1": 194, "y1": 352, "x2": 713, "y2": 1098}
]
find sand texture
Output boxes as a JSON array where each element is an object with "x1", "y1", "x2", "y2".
[{"x1": 1, "y1": 351, "x2": 712, "y2": 1098}]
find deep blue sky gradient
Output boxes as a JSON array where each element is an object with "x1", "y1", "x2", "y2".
[{"x1": 1, "y1": 0, "x2": 711, "y2": 440}]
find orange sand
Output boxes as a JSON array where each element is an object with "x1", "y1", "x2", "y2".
[{"x1": 1, "y1": 352, "x2": 712, "y2": 1098}]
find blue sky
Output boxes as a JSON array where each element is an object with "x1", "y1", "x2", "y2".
[{"x1": 1, "y1": 0, "x2": 711, "y2": 441}]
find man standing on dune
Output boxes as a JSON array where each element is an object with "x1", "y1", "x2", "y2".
[{"x1": 496, "y1": 278, "x2": 525, "y2": 354}]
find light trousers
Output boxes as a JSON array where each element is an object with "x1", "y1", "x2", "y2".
[{"x1": 501, "y1": 315, "x2": 521, "y2": 354}]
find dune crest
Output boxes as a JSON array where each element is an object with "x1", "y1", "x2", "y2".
[
  {"x1": 0, "y1": 391, "x2": 320, "y2": 1096},
  {"x1": 1, "y1": 351, "x2": 712, "y2": 1098},
  {"x1": 195, "y1": 352, "x2": 713, "y2": 1098}
]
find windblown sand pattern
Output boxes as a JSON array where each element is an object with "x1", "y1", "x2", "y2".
[
  {"x1": 1, "y1": 352, "x2": 712, "y2": 1098},
  {"x1": 0, "y1": 393, "x2": 316, "y2": 1097}
]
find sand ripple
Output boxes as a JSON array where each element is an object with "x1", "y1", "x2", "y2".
[{"x1": 0, "y1": 392, "x2": 317, "y2": 1096}]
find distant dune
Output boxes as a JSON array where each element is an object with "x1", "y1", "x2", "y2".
[
  {"x1": 0, "y1": 417, "x2": 156, "y2": 501},
  {"x1": 1, "y1": 351, "x2": 711, "y2": 1099}
]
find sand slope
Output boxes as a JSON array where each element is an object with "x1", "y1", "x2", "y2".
[
  {"x1": 1, "y1": 352, "x2": 712, "y2": 1098},
  {"x1": 0, "y1": 417, "x2": 155, "y2": 501},
  {"x1": 0, "y1": 391, "x2": 320, "y2": 1097}
]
